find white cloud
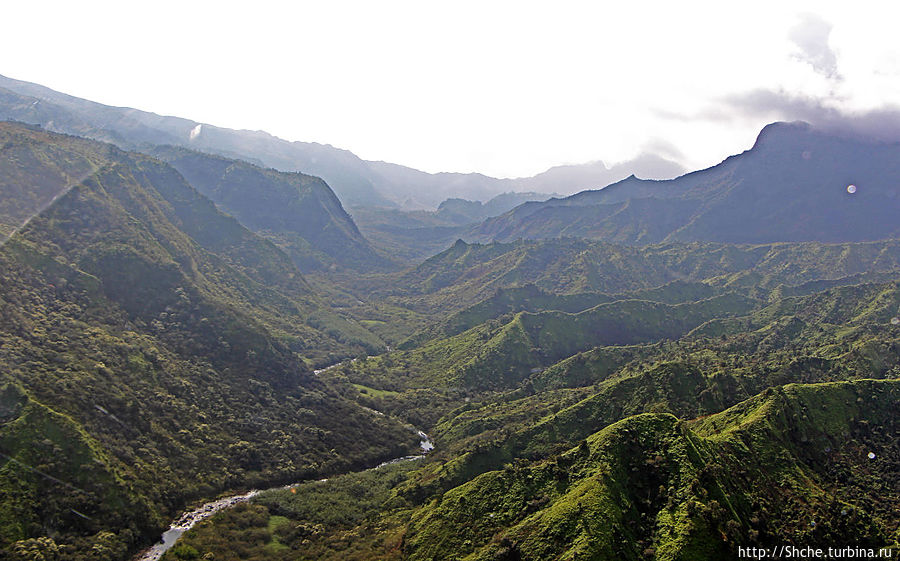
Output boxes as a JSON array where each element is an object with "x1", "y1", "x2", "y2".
[
  {"x1": 2, "y1": 1, "x2": 900, "y2": 177},
  {"x1": 789, "y1": 13, "x2": 840, "y2": 80}
]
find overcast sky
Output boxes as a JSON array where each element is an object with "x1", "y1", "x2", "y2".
[{"x1": 3, "y1": 1, "x2": 900, "y2": 177}]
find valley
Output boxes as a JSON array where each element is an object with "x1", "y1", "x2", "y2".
[{"x1": 0, "y1": 78, "x2": 897, "y2": 561}]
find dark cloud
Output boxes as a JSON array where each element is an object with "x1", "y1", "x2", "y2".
[
  {"x1": 720, "y1": 88, "x2": 900, "y2": 143},
  {"x1": 655, "y1": 87, "x2": 900, "y2": 144},
  {"x1": 789, "y1": 13, "x2": 841, "y2": 80},
  {"x1": 719, "y1": 89, "x2": 841, "y2": 122},
  {"x1": 652, "y1": 90, "x2": 836, "y2": 124}
]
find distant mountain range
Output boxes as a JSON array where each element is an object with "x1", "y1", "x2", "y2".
[
  {"x1": 0, "y1": 74, "x2": 684, "y2": 210},
  {"x1": 469, "y1": 122, "x2": 900, "y2": 244},
  {"x1": 5, "y1": 74, "x2": 900, "y2": 262},
  {"x1": 366, "y1": 154, "x2": 684, "y2": 209}
]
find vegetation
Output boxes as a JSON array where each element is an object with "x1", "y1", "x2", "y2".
[
  {"x1": 164, "y1": 379, "x2": 900, "y2": 560},
  {"x1": 1, "y1": 117, "x2": 899, "y2": 561},
  {"x1": 0, "y1": 123, "x2": 417, "y2": 559},
  {"x1": 148, "y1": 146, "x2": 392, "y2": 272},
  {"x1": 159, "y1": 461, "x2": 422, "y2": 561},
  {"x1": 382, "y1": 237, "x2": 900, "y2": 315},
  {"x1": 169, "y1": 258, "x2": 899, "y2": 560}
]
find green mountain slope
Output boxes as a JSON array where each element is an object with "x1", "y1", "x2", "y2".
[
  {"x1": 0, "y1": 123, "x2": 413, "y2": 558},
  {"x1": 322, "y1": 272, "x2": 900, "y2": 507},
  {"x1": 389, "y1": 238, "x2": 900, "y2": 315},
  {"x1": 403, "y1": 380, "x2": 898, "y2": 561},
  {"x1": 162, "y1": 378, "x2": 899, "y2": 561},
  {"x1": 117, "y1": 252, "x2": 900, "y2": 561},
  {"x1": 338, "y1": 292, "x2": 756, "y2": 395},
  {"x1": 147, "y1": 146, "x2": 390, "y2": 272},
  {"x1": 0, "y1": 122, "x2": 384, "y2": 361},
  {"x1": 0, "y1": 122, "x2": 104, "y2": 238}
]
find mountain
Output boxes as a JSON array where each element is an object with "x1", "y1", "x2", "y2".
[
  {"x1": 0, "y1": 74, "x2": 392, "y2": 208},
  {"x1": 471, "y1": 122, "x2": 900, "y2": 244},
  {"x1": 386, "y1": 237, "x2": 900, "y2": 315},
  {"x1": 145, "y1": 146, "x2": 390, "y2": 272},
  {"x1": 364, "y1": 161, "x2": 516, "y2": 209},
  {"x1": 163, "y1": 297, "x2": 900, "y2": 558},
  {"x1": 350, "y1": 192, "x2": 556, "y2": 264},
  {"x1": 0, "y1": 79, "x2": 394, "y2": 272},
  {"x1": 322, "y1": 236, "x2": 900, "y2": 433},
  {"x1": 0, "y1": 122, "x2": 384, "y2": 361},
  {"x1": 365, "y1": 155, "x2": 685, "y2": 210},
  {"x1": 404, "y1": 278, "x2": 900, "y2": 498},
  {"x1": 513, "y1": 153, "x2": 685, "y2": 197},
  {"x1": 349, "y1": 292, "x2": 756, "y2": 392},
  {"x1": 400, "y1": 379, "x2": 899, "y2": 561},
  {"x1": 0, "y1": 74, "x2": 685, "y2": 212},
  {"x1": 0, "y1": 122, "x2": 412, "y2": 558},
  {"x1": 434, "y1": 192, "x2": 556, "y2": 225},
  {"x1": 3, "y1": 76, "x2": 899, "y2": 561},
  {"x1": 321, "y1": 235, "x2": 900, "y2": 432}
]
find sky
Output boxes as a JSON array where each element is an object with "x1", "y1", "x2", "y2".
[{"x1": 3, "y1": 1, "x2": 900, "y2": 178}]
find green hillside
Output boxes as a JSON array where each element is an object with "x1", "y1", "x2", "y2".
[
  {"x1": 148, "y1": 146, "x2": 391, "y2": 272},
  {"x1": 162, "y1": 378, "x2": 899, "y2": 560},
  {"x1": 0, "y1": 123, "x2": 414, "y2": 558},
  {"x1": 0, "y1": 122, "x2": 385, "y2": 362},
  {"x1": 400, "y1": 279, "x2": 900, "y2": 494},
  {"x1": 333, "y1": 292, "x2": 755, "y2": 400},
  {"x1": 403, "y1": 380, "x2": 898, "y2": 561},
  {"x1": 386, "y1": 238, "x2": 900, "y2": 316}
]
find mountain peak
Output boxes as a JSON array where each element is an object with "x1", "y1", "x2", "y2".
[
  {"x1": 470, "y1": 120, "x2": 900, "y2": 245},
  {"x1": 750, "y1": 120, "x2": 813, "y2": 151}
]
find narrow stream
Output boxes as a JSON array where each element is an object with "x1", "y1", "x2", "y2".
[{"x1": 134, "y1": 428, "x2": 434, "y2": 561}]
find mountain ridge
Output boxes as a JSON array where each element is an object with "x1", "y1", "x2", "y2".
[
  {"x1": 0, "y1": 74, "x2": 684, "y2": 211},
  {"x1": 469, "y1": 121, "x2": 900, "y2": 245}
]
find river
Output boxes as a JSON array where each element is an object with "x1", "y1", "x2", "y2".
[{"x1": 133, "y1": 427, "x2": 434, "y2": 561}]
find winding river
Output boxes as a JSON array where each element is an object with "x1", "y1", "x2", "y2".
[{"x1": 133, "y1": 427, "x2": 433, "y2": 561}]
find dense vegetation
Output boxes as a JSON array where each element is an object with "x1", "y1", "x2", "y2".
[
  {"x1": 1, "y1": 90, "x2": 899, "y2": 561},
  {"x1": 0, "y1": 124, "x2": 417, "y2": 559},
  {"x1": 163, "y1": 379, "x2": 899, "y2": 560},
  {"x1": 167, "y1": 237, "x2": 899, "y2": 559},
  {"x1": 147, "y1": 146, "x2": 390, "y2": 272}
]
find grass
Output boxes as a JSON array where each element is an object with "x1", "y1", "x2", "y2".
[
  {"x1": 265, "y1": 515, "x2": 291, "y2": 551},
  {"x1": 352, "y1": 383, "x2": 401, "y2": 398}
]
